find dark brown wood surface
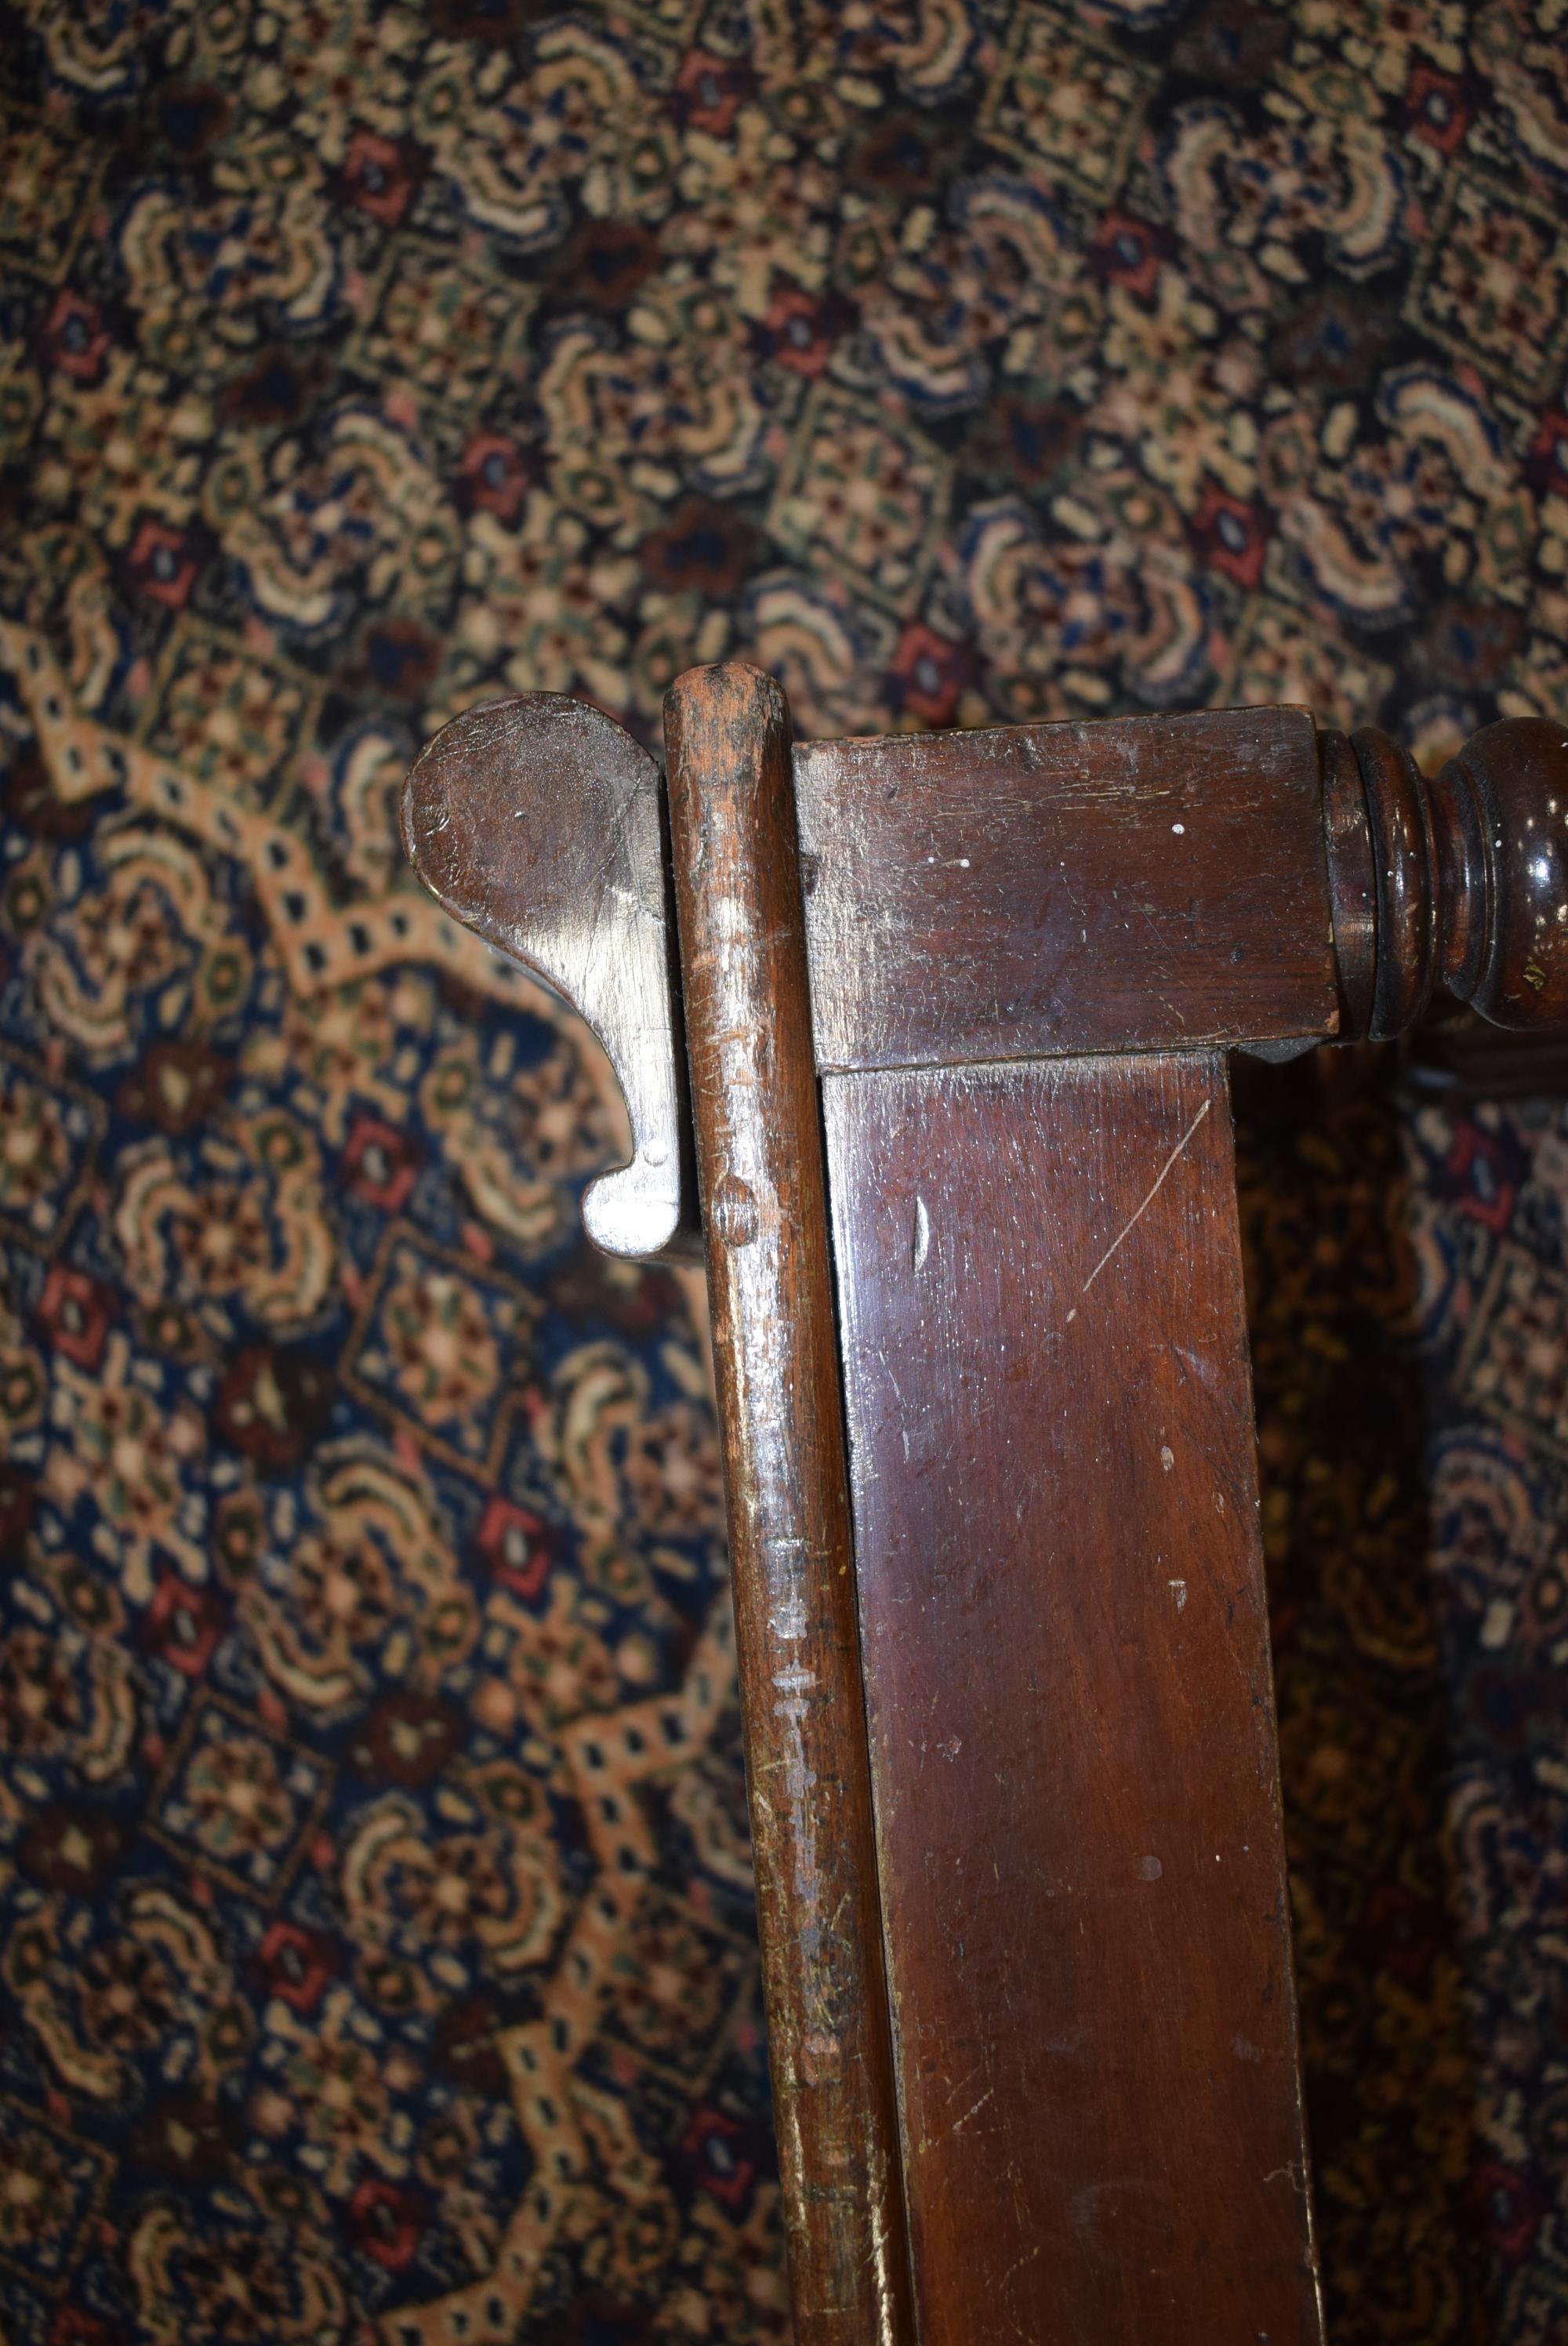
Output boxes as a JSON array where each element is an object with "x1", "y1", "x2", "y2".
[
  {"x1": 1332, "y1": 716, "x2": 1568, "y2": 1038},
  {"x1": 823, "y1": 1049, "x2": 1323, "y2": 2346},
  {"x1": 1319, "y1": 723, "x2": 1376, "y2": 1038},
  {"x1": 794, "y1": 706, "x2": 1337, "y2": 1071},
  {"x1": 663, "y1": 663, "x2": 915, "y2": 2346}
]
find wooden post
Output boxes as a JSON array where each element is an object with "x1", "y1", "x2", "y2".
[{"x1": 663, "y1": 662, "x2": 915, "y2": 2346}]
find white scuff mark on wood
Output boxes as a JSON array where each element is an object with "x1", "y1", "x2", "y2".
[
  {"x1": 912, "y1": 1193, "x2": 931, "y2": 1272},
  {"x1": 1080, "y1": 1096, "x2": 1212, "y2": 1297},
  {"x1": 1168, "y1": 1578, "x2": 1187, "y2": 1611},
  {"x1": 771, "y1": 1592, "x2": 808, "y2": 1641},
  {"x1": 1160, "y1": 1444, "x2": 1175, "y2": 1472}
]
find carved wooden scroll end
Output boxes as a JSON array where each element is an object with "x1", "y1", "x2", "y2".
[{"x1": 401, "y1": 694, "x2": 694, "y2": 1261}]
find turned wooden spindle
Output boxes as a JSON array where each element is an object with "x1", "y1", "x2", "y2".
[{"x1": 1322, "y1": 717, "x2": 1568, "y2": 1041}]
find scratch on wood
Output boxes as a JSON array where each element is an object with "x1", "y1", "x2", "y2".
[
  {"x1": 1265, "y1": 2161, "x2": 1310, "y2": 2198},
  {"x1": 1000, "y1": 2242, "x2": 1043, "y2": 2291},
  {"x1": 1080, "y1": 1096, "x2": 1213, "y2": 1296},
  {"x1": 919, "y1": 2083, "x2": 995, "y2": 2155}
]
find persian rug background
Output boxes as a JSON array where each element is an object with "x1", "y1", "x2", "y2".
[{"x1": 0, "y1": 0, "x2": 1565, "y2": 2338}]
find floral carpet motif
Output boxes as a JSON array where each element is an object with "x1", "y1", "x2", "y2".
[{"x1": 0, "y1": 0, "x2": 1564, "y2": 2338}]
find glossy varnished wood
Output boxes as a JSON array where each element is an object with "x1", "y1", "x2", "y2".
[
  {"x1": 823, "y1": 1051, "x2": 1323, "y2": 2346},
  {"x1": 663, "y1": 664, "x2": 914, "y2": 2346},
  {"x1": 1320, "y1": 724, "x2": 1376, "y2": 1037},
  {"x1": 1323, "y1": 716, "x2": 1568, "y2": 1038},
  {"x1": 795, "y1": 706, "x2": 1337, "y2": 1070}
]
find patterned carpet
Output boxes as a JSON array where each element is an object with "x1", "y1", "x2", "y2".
[{"x1": 0, "y1": 0, "x2": 1564, "y2": 2338}]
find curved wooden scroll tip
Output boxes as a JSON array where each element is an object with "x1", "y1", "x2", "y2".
[
  {"x1": 1325, "y1": 716, "x2": 1568, "y2": 1042},
  {"x1": 401, "y1": 694, "x2": 693, "y2": 1262}
]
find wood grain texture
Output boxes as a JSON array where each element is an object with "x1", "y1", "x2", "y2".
[
  {"x1": 794, "y1": 706, "x2": 1337, "y2": 1071},
  {"x1": 663, "y1": 663, "x2": 915, "y2": 2346},
  {"x1": 823, "y1": 1050, "x2": 1323, "y2": 2346}
]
